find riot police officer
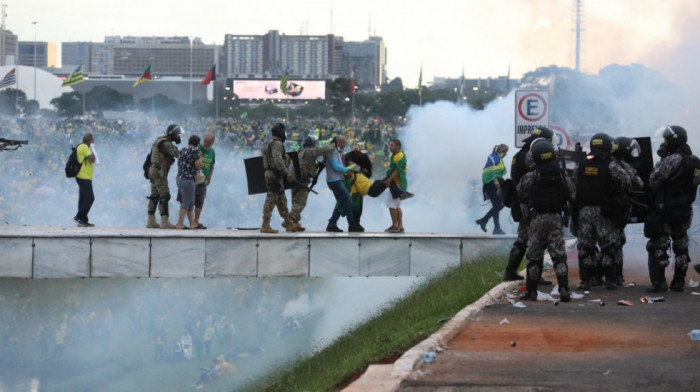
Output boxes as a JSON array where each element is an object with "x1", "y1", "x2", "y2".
[
  {"x1": 645, "y1": 125, "x2": 700, "y2": 292},
  {"x1": 289, "y1": 136, "x2": 336, "y2": 231},
  {"x1": 516, "y1": 139, "x2": 576, "y2": 301},
  {"x1": 574, "y1": 133, "x2": 632, "y2": 290},
  {"x1": 610, "y1": 137, "x2": 644, "y2": 285},
  {"x1": 503, "y1": 127, "x2": 554, "y2": 282},
  {"x1": 260, "y1": 123, "x2": 301, "y2": 234},
  {"x1": 147, "y1": 124, "x2": 182, "y2": 229}
]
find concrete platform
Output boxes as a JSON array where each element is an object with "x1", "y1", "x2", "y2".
[{"x1": 0, "y1": 226, "x2": 512, "y2": 279}]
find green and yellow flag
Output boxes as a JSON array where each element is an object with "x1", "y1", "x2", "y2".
[
  {"x1": 280, "y1": 67, "x2": 289, "y2": 95},
  {"x1": 61, "y1": 65, "x2": 84, "y2": 87}
]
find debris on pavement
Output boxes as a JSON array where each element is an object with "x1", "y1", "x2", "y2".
[
  {"x1": 499, "y1": 318, "x2": 510, "y2": 325},
  {"x1": 640, "y1": 296, "x2": 665, "y2": 304},
  {"x1": 617, "y1": 300, "x2": 634, "y2": 306}
]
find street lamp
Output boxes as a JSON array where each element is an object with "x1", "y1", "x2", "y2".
[{"x1": 32, "y1": 21, "x2": 38, "y2": 101}]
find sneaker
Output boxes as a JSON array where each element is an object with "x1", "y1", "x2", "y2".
[
  {"x1": 326, "y1": 223, "x2": 343, "y2": 233},
  {"x1": 493, "y1": 228, "x2": 506, "y2": 235},
  {"x1": 399, "y1": 191, "x2": 414, "y2": 200},
  {"x1": 73, "y1": 216, "x2": 88, "y2": 227}
]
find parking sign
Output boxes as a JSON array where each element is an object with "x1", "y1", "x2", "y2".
[{"x1": 515, "y1": 90, "x2": 549, "y2": 148}]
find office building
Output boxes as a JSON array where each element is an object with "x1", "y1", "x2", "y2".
[
  {"x1": 0, "y1": 29, "x2": 18, "y2": 66},
  {"x1": 18, "y1": 41, "x2": 57, "y2": 67}
]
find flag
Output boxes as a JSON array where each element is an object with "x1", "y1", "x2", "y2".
[
  {"x1": 0, "y1": 67, "x2": 16, "y2": 89},
  {"x1": 418, "y1": 66, "x2": 423, "y2": 96},
  {"x1": 61, "y1": 65, "x2": 84, "y2": 87},
  {"x1": 133, "y1": 64, "x2": 152, "y2": 87},
  {"x1": 201, "y1": 64, "x2": 215, "y2": 85},
  {"x1": 349, "y1": 66, "x2": 356, "y2": 97},
  {"x1": 280, "y1": 67, "x2": 289, "y2": 95}
]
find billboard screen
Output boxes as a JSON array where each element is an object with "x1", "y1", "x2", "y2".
[{"x1": 233, "y1": 80, "x2": 326, "y2": 100}]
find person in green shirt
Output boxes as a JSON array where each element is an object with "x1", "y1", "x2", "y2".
[
  {"x1": 73, "y1": 133, "x2": 96, "y2": 227},
  {"x1": 383, "y1": 139, "x2": 412, "y2": 233},
  {"x1": 194, "y1": 133, "x2": 216, "y2": 229},
  {"x1": 476, "y1": 144, "x2": 509, "y2": 234}
]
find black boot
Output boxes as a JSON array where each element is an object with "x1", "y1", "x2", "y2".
[
  {"x1": 604, "y1": 267, "x2": 617, "y2": 290},
  {"x1": 646, "y1": 264, "x2": 668, "y2": 293},
  {"x1": 475, "y1": 218, "x2": 487, "y2": 233},
  {"x1": 348, "y1": 221, "x2": 365, "y2": 232},
  {"x1": 504, "y1": 244, "x2": 526, "y2": 281},
  {"x1": 519, "y1": 261, "x2": 540, "y2": 301},
  {"x1": 670, "y1": 264, "x2": 687, "y2": 292},
  {"x1": 695, "y1": 263, "x2": 700, "y2": 274}
]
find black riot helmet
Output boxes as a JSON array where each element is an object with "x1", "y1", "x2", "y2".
[
  {"x1": 271, "y1": 123, "x2": 287, "y2": 141},
  {"x1": 530, "y1": 138, "x2": 558, "y2": 173},
  {"x1": 613, "y1": 136, "x2": 640, "y2": 162},
  {"x1": 166, "y1": 124, "x2": 184, "y2": 144},
  {"x1": 303, "y1": 136, "x2": 317, "y2": 148},
  {"x1": 523, "y1": 127, "x2": 554, "y2": 144},
  {"x1": 589, "y1": 132, "x2": 614, "y2": 155},
  {"x1": 661, "y1": 125, "x2": 688, "y2": 151}
]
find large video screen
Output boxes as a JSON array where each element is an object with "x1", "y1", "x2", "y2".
[{"x1": 233, "y1": 80, "x2": 326, "y2": 100}]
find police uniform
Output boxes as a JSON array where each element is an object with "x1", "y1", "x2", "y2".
[
  {"x1": 574, "y1": 136, "x2": 631, "y2": 290},
  {"x1": 611, "y1": 158, "x2": 644, "y2": 285},
  {"x1": 646, "y1": 132, "x2": 700, "y2": 292},
  {"x1": 517, "y1": 140, "x2": 576, "y2": 301},
  {"x1": 289, "y1": 142, "x2": 335, "y2": 227},
  {"x1": 148, "y1": 135, "x2": 180, "y2": 227}
]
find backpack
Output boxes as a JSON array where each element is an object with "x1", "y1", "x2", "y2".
[
  {"x1": 143, "y1": 152, "x2": 152, "y2": 180},
  {"x1": 64, "y1": 144, "x2": 83, "y2": 178}
]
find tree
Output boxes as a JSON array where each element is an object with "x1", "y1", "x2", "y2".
[
  {"x1": 85, "y1": 86, "x2": 133, "y2": 114},
  {"x1": 0, "y1": 88, "x2": 27, "y2": 116},
  {"x1": 22, "y1": 100, "x2": 40, "y2": 117},
  {"x1": 51, "y1": 92, "x2": 83, "y2": 118}
]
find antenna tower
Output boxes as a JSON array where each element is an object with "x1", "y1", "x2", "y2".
[{"x1": 570, "y1": 0, "x2": 585, "y2": 72}]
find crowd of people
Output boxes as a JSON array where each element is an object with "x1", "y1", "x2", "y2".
[{"x1": 478, "y1": 126, "x2": 700, "y2": 301}]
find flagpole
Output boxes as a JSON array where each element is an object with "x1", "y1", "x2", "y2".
[{"x1": 214, "y1": 81, "x2": 218, "y2": 120}]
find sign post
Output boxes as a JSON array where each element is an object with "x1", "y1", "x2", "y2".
[{"x1": 514, "y1": 90, "x2": 549, "y2": 148}]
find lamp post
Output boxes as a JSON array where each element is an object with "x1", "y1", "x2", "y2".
[
  {"x1": 189, "y1": 37, "x2": 193, "y2": 105},
  {"x1": 32, "y1": 21, "x2": 38, "y2": 101}
]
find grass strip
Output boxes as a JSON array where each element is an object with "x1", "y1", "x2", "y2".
[{"x1": 240, "y1": 253, "x2": 507, "y2": 392}]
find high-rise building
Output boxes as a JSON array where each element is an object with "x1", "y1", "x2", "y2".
[
  {"x1": 343, "y1": 37, "x2": 386, "y2": 89},
  {"x1": 0, "y1": 29, "x2": 18, "y2": 66},
  {"x1": 222, "y1": 30, "x2": 344, "y2": 80},
  {"x1": 88, "y1": 36, "x2": 218, "y2": 77},
  {"x1": 62, "y1": 41, "x2": 91, "y2": 70},
  {"x1": 18, "y1": 41, "x2": 57, "y2": 67}
]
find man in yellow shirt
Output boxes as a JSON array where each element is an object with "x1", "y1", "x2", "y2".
[{"x1": 74, "y1": 133, "x2": 96, "y2": 227}]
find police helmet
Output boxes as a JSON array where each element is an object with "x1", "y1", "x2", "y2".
[
  {"x1": 271, "y1": 123, "x2": 287, "y2": 141},
  {"x1": 166, "y1": 124, "x2": 184, "y2": 144},
  {"x1": 589, "y1": 132, "x2": 614, "y2": 154},
  {"x1": 613, "y1": 136, "x2": 640, "y2": 161},
  {"x1": 524, "y1": 127, "x2": 554, "y2": 144},
  {"x1": 661, "y1": 125, "x2": 688, "y2": 151},
  {"x1": 303, "y1": 136, "x2": 317, "y2": 148},
  {"x1": 530, "y1": 138, "x2": 558, "y2": 173}
]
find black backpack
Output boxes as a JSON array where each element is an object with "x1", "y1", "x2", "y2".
[
  {"x1": 64, "y1": 144, "x2": 83, "y2": 178},
  {"x1": 143, "y1": 152, "x2": 152, "y2": 180}
]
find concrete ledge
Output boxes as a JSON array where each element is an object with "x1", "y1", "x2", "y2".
[{"x1": 0, "y1": 226, "x2": 513, "y2": 278}]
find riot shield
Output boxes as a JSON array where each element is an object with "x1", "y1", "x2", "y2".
[
  {"x1": 244, "y1": 151, "x2": 301, "y2": 195},
  {"x1": 628, "y1": 137, "x2": 653, "y2": 223}
]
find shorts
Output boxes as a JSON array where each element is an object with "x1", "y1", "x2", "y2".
[
  {"x1": 387, "y1": 193, "x2": 401, "y2": 209},
  {"x1": 178, "y1": 184, "x2": 207, "y2": 209},
  {"x1": 194, "y1": 184, "x2": 207, "y2": 209}
]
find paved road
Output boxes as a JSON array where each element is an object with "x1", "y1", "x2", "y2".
[{"x1": 397, "y1": 238, "x2": 700, "y2": 391}]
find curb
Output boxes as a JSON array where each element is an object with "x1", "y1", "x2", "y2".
[{"x1": 342, "y1": 239, "x2": 577, "y2": 392}]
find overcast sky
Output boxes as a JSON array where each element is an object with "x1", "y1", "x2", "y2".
[{"x1": 7, "y1": 0, "x2": 700, "y2": 89}]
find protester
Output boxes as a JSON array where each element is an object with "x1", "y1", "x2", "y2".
[
  {"x1": 476, "y1": 143, "x2": 509, "y2": 235},
  {"x1": 175, "y1": 135, "x2": 203, "y2": 230},
  {"x1": 383, "y1": 139, "x2": 412, "y2": 233},
  {"x1": 194, "y1": 133, "x2": 216, "y2": 229},
  {"x1": 73, "y1": 132, "x2": 97, "y2": 227},
  {"x1": 325, "y1": 135, "x2": 364, "y2": 232}
]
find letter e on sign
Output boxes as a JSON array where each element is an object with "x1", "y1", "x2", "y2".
[{"x1": 518, "y1": 93, "x2": 547, "y2": 122}]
